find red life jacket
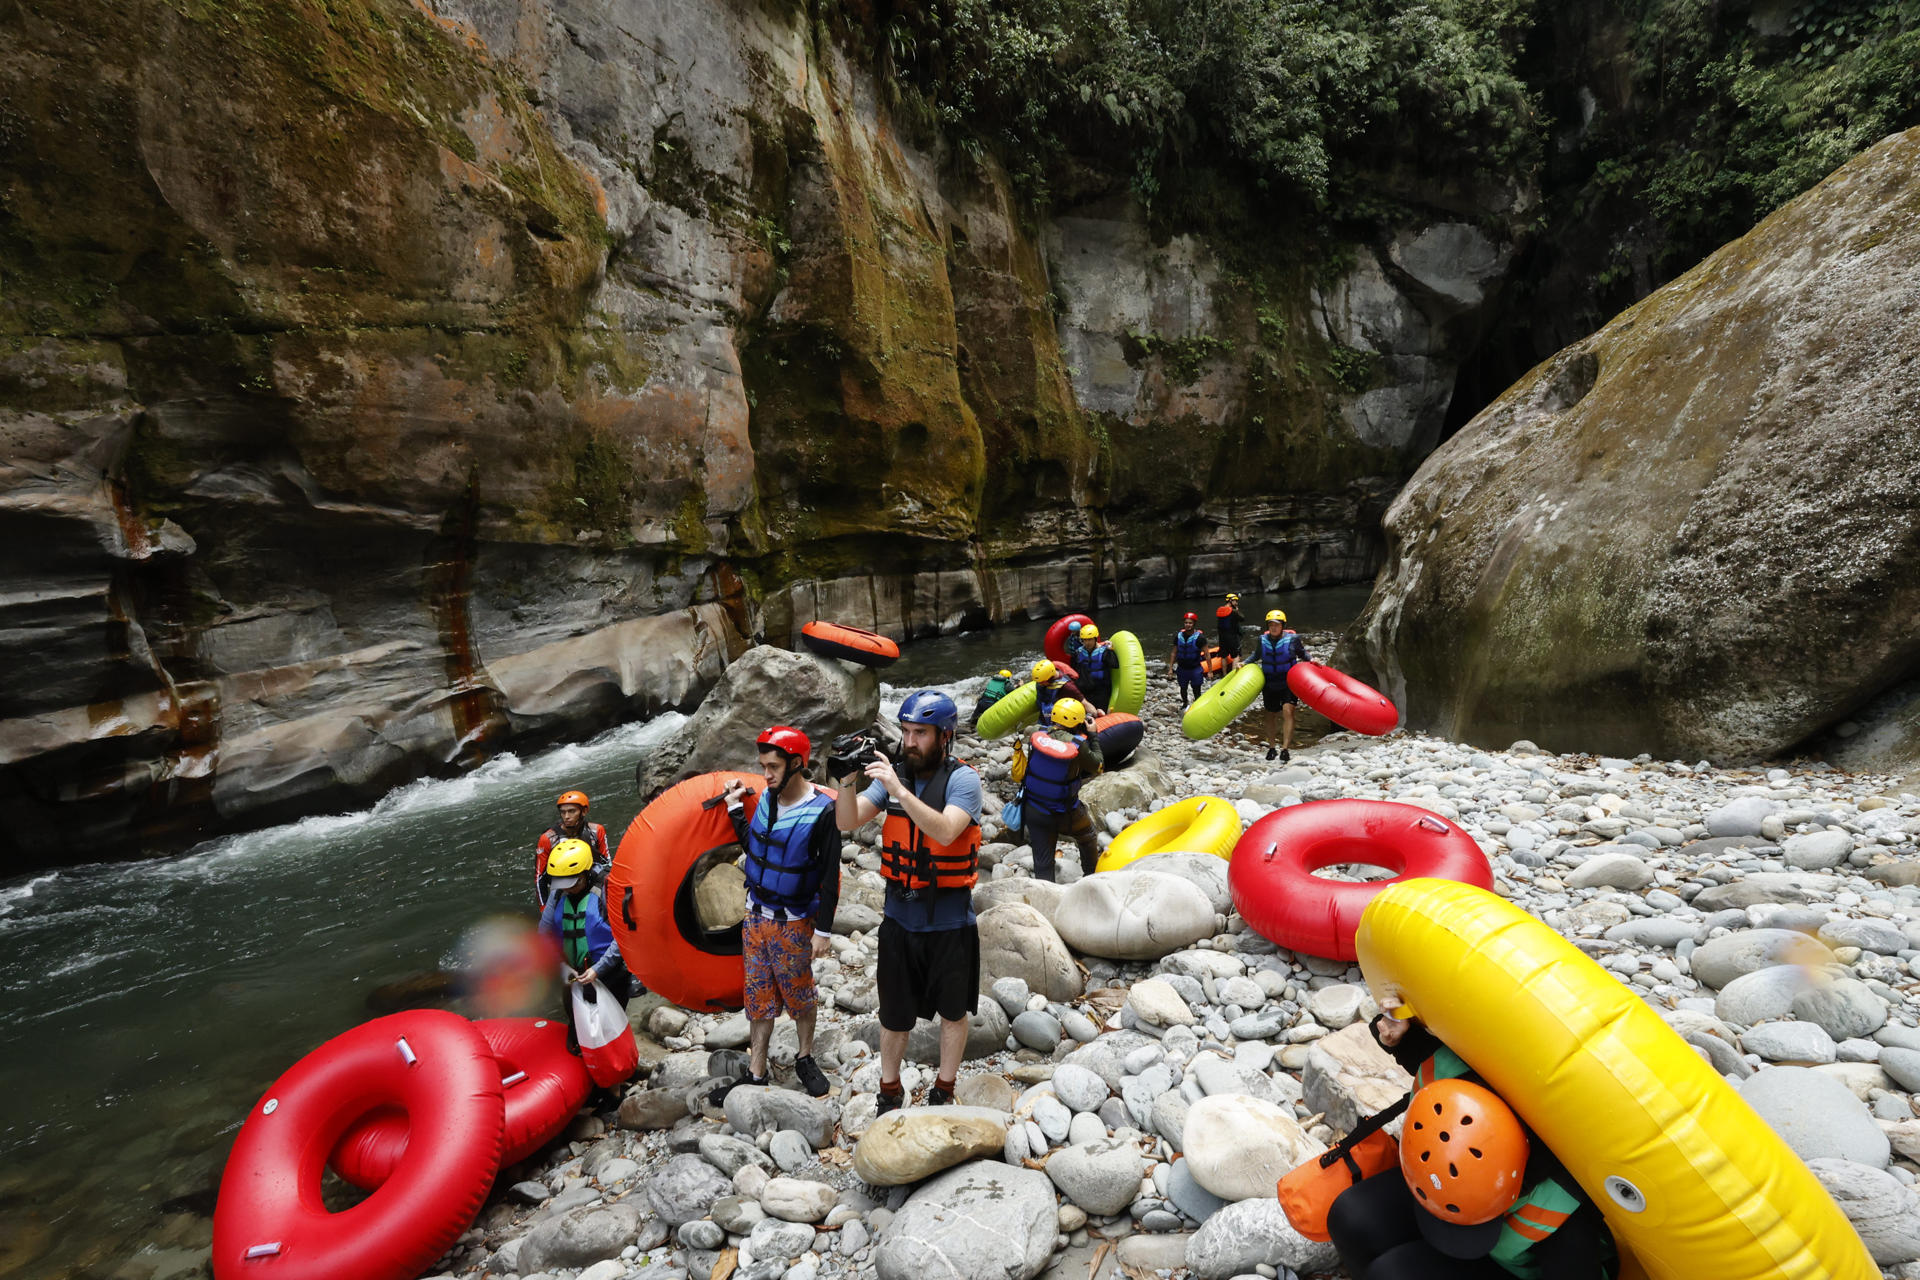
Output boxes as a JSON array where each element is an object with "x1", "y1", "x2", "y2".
[
  {"x1": 879, "y1": 758, "x2": 981, "y2": 891},
  {"x1": 536, "y1": 822, "x2": 611, "y2": 906}
]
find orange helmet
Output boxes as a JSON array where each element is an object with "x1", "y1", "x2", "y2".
[
  {"x1": 557, "y1": 791, "x2": 590, "y2": 809},
  {"x1": 1401, "y1": 1079, "x2": 1529, "y2": 1227}
]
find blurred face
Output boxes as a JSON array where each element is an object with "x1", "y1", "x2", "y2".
[
  {"x1": 557, "y1": 803, "x2": 585, "y2": 830},
  {"x1": 1267, "y1": 620, "x2": 1284, "y2": 635},
  {"x1": 900, "y1": 722, "x2": 943, "y2": 772}
]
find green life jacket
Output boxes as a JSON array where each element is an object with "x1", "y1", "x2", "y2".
[
  {"x1": 561, "y1": 895, "x2": 591, "y2": 970},
  {"x1": 984, "y1": 675, "x2": 1014, "y2": 701}
]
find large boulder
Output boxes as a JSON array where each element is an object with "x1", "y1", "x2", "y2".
[
  {"x1": 1740, "y1": 1066, "x2": 1890, "y2": 1167},
  {"x1": 1303, "y1": 1022, "x2": 1413, "y2": 1133},
  {"x1": 1054, "y1": 870, "x2": 1216, "y2": 961},
  {"x1": 977, "y1": 903, "x2": 1080, "y2": 1002},
  {"x1": 1345, "y1": 127, "x2": 1920, "y2": 761},
  {"x1": 1078, "y1": 751, "x2": 1175, "y2": 832},
  {"x1": 637, "y1": 646, "x2": 878, "y2": 794},
  {"x1": 1186, "y1": 1197, "x2": 1340, "y2": 1280},
  {"x1": 1128, "y1": 851, "x2": 1235, "y2": 913},
  {"x1": 518, "y1": 1204, "x2": 648, "y2": 1273},
  {"x1": 874, "y1": 1162, "x2": 1058, "y2": 1280},
  {"x1": 1809, "y1": 1159, "x2": 1920, "y2": 1265},
  {"x1": 852, "y1": 1107, "x2": 1011, "y2": 1186},
  {"x1": 1181, "y1": 1094, "x2": 1324, "y2": 1201}
]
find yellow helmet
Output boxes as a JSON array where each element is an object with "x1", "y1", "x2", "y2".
[
  {"x1": 1032, "y1": 659, "x2": 1058, "y2": 683},
  {"x1": 1050, "y1": 698, "x2": 1087, "y2": 729},
  {"x1": 1266, "y1": 609, "x2": 1287, "y2": 623},
  {"x1": 998, "y1": 669, "x2": 1013, "y2": 679},
  {"x1": 546, "y1": 838, "x2": 595, "y2": 879},
  {"x1": 1225, "y1": 593, "x2": 1240, "y2": 602},
  {"x1": 1079, "y1": 623, "x2": 1100, "y2": 639}
]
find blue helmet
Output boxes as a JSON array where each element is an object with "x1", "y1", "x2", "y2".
[{"x1": 897, "y1": 690, "x2": 958, "y2": 732}]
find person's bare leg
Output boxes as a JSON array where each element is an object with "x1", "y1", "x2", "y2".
[
  {"x1": 747, "y1": 1018, "x2": 773, "y2": 1079},
  {"x1": 1283, "y1": 703, "x2": 1297, "y2": 751},
  {"x1": 880, "y1": 1028, "x2": 909, "y2": 1085},
  {"x1": 795, "y1": 1007, "x2": 816, "y2": 1058},
  {"x1": 937, "y1": 1015, "x2": 969, "y2": 1085}
]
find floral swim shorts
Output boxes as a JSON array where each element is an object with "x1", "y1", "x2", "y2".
[{"x1": 742, "y1": 914, "x2": 818, "y2": 1020}]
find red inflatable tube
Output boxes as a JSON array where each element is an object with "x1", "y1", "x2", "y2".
[
  {"x1": 1229, "y1": 800, "x2": 1492, "y2": 961},
  {"x1": 607, "y1": 771, "x2": 760, "y2": 1011},
  {"x1": 800, "y1": 621, "x2": 900, "y2": 668},
  {"x1": 1044, "y1": 614, "x2": 1095, "y2": 667},
  {"x1": 212, "y1": 1010, "x2": 503, "y2": 1280},
  {"x1": 329, "y1": 1017, "x2": 591, "y2": 1190},
  {"x1": 1092, "y1": 712, "x2": 1143, "y2": 767},
  {"x1": 1287, "y1": 663, "x2": 1398, "y2": 736}
]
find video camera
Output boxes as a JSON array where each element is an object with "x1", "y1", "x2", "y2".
[{"x1": 826, "y1": 731, "x2": 897, "y2": 780}]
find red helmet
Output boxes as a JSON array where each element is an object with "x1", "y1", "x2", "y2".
[
  {"x1": 1183, "y1": 612, "x2": 1198, "y2": 623},
  {"x1": 757, "y1": 726, "x2": 811, "y2": 768}
]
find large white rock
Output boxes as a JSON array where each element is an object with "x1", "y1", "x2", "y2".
[
  {"x1": 874, "y1": 1162, "x2": 1057, "y2": 1280},
  {"x1": 1128, "y1": 851, "x2": 1235, "y2": 913},
  {"x1": 1186, "y1": 1196, "x2": 1340, "y2": 1279},
  {"x1": 1809, "y1": 1159, "x2": 1920, "y2": 1265},
  {"x1": 852, "y1": 1107, "x2": 1012, "y2": 1186},
  {"x1": 1182, "y1": 1094, "x2": 1324, "y2": 1201},
  {"x1": 1784, "y1": 830, "x2": 1854, "y2": 870},
  {"x1": 1303, "y1": 1022, "x2": 1413, "y2": 1132},
  {"x1": 971, "y1": 877, "x2": 1067, "y2": 927},
  {"x1": 1078, "y1": 753, "x2": 1175, "y2": 832},
  {"x1": 1055, "y1": 870, "x2": 1216, "y2": 961},
  {"x1": 977, "y1": 902, "x2": 1080, "y2": 1001},
  {"x1": 1741, "y1": 1065, "x2": 1891, "y2": 1167}
]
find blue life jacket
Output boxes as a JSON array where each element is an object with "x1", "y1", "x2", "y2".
[
  {"x1": 1036, "y1": 678, "x2": 1067, "y2": 721},
  {"x1": 540, "y1": 885, "x2": 617, "y2": 972},
  {"x1": 743, "y1": 789, "x2": 834, "y2": 912},
  {"x1": 1259, "y1": 630, "x2": 1302, "y2": 679},
  {"x1": 1082, "y1": 643, "x2": 1111, "y2": 680},
  {"x1": 1023, "y1": 730, "x2": 1086, "y2": 818},
  {"x1": 1173, "y1": 630, "x2": 1204, "y2": 666}
]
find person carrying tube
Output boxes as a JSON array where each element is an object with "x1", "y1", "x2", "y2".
[
  {"x1": 1167, "y1": 611, "x2": 1207, "y2": 707},
  {"x1": 1021, "y1": 698, "x2": 1105, "y2": 883},
  {"x1": 1257, "y1": 609, "x2": 1311, "y2": 762},
  {"x1": 1214, "y1": 592, "x2": 1245, "y2": 678},
  {"x1": 971, "y1": 668, "x2": 1019, "y2": 730},
  {"x1": 1031, "y1": 658, "x2": 1105, "y2": 724},
  {"x1": 1325, "y1": 1012, "x2": 1620, "y2": 1280},
  {"x1": 535, "y1": 789, "x2": 611, "y2": 908},
  {"x1": 537, "y1": 839, "x2": 632, "y2": 1010},
  {"x1": 709, "y1": 726, "x2": 842, "y2": 1104},
  {"x1": 1075, "y1": 623, "x2": 1116, "y2": 711},
  {"x1": 833, "y1": 690, "x2": 982, "y2": 1112}
]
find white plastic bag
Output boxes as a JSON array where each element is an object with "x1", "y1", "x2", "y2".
[{"x1": 568, "y1": 973, "x2": 637, "y2": 1086}]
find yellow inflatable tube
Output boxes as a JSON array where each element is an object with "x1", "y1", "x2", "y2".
[
  {"x1": 1097, "y1": 795, "x2": 1239, "y2": 872},
  {"x1": 1355, "y1": 879, "x2": 1875, "y2": 1280}
]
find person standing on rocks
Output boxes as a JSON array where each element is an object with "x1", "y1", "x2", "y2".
[
  {"x1": 1167, "y1": 611, "x2": 1207, "y2": 707},
  {"x1": 534, "y1": 789, "x2": 611, "y2": 907},
  {"x1": 833, "y1": 690, "x2": 982, "y2": 1111},
  {"x1": 1256, "y1": 609, "x2": 1310, "y2": 762},
  {"x1": 1075, "y1": 623, "x2": 1116, "y2": 711},
  {"x1": 1213, "y1": 593, "x2": 1245, "y2": 678},
  {"x1": 537, "y1": 839, "x2": 631, "y2": 1006},
  {"x1": 709, "y1": 726, "x2": 841, "y2": 1103},
  {"x1": 1020, "y1": 698, "x2": 1105, "y2": 882},
  {"x1": 970, "y1": 668, "x2": 1018, "y2": 730},
  {"x1": 1326, "y1": 1013, "x2": 1618, "y2": 1279},
  {"x1": 1032, "y1": 658, "x2": 1105, "y2": 723}
]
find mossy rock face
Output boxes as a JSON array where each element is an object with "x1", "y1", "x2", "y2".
[{"x1": 1348, "y1": 126, "x2": 1920, "y2": 761}]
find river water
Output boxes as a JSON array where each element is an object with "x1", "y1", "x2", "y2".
[{"x1": 0, "y1": 585, "x2": 1368, "y2": 1278}]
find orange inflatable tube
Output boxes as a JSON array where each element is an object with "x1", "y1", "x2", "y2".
[{"x1": 800, "y1": 621, "x2": 900, "y2": 667}]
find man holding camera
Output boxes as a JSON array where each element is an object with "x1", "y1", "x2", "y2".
[
  {"x1": 832, "y1": 690, "x2": 982, "y2": 1111},
  {"x1": 709, "y1": 726, "x2": 841, "y2": 1104}
]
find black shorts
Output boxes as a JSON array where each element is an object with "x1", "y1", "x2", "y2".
[
  {"x1": 877, "y1": 917, "x2": 979, "y2": 1030},
  {"x1": 1262, "y1": 681, "x2": 1299, "y2": 711}
]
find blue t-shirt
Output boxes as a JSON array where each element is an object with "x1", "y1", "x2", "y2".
[{"x1": 864, "y1": 762, "x2": 982, "y2": 932}]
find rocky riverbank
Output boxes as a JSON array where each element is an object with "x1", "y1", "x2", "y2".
[{"x1": 144, "y1": 651, "x2": 1920, "y2": 1280}]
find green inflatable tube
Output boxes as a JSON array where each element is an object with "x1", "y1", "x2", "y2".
[
  {"x1": 975, "y1": 681, "x2": 1039, "y2": 739},
  {"x1": 1181, "y1": 665, "x2": 1264, "y2": 740},
  {"x1": 1109, "y1": 631, "x2": 1147, "y2": 714}
]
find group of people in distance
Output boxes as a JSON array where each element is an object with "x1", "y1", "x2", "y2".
[{"x1": 520, "y1": 593, "x2": 1613, "y2": 1278}]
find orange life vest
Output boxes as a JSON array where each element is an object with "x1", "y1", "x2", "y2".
[{"x1": 878, "y1": 758, "x2": 981, "y2": 891}]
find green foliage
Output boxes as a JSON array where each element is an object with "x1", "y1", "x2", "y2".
[
  {"x1": 1122, "y1": 329, "x2": 1233, "y2": 383},
  {"x1": 871, "y1": 0, "x2": 1541, "y2": 211},
  {"x1": 1574, "y1": 0, "x2": 1920, "y2": 286}
]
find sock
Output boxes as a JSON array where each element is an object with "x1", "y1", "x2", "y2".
[
  {"x1": 879, "y1": 1079, "x2": 903, "y2": 1097},
  {"x1": 934, "y1": 1075, "x2": 956, "y2": 1093}
]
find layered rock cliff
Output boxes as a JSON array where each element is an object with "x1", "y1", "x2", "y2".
[
  {"x1": 0, "y1": 0, "x2": 1519, "y2": 863},
  {"x1": 1346, "y1": 127, "x2": 1920, "y2": 767}
]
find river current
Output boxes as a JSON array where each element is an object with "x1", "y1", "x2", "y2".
[{"x1": 0, "y1": 586, "x2": 1367, "y2": 1278}]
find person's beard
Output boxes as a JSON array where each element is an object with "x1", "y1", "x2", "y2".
[{"x1": 902, "y1": 741, "x2": 939, "y2": 775}]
